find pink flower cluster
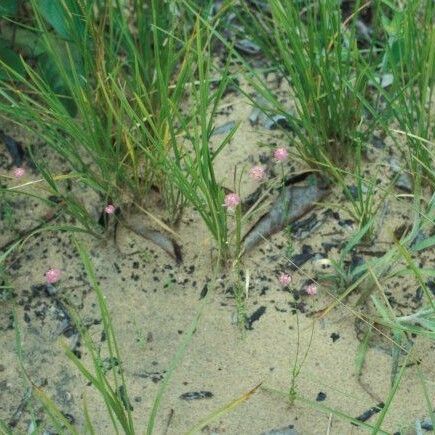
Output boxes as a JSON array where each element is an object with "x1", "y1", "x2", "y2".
[
  {"x1": 248, "y1": 147, "x2": 288, "y2": 183},
  {"x1": 278, "y1": 273, "x2": 292, "y2": 287},
  {"x1": 249, "y1": 165, "x2": 266, "y2": 181},
  {"x1": 104, "y1": 204, "x2": 116, "y2": 214},
  {"x1": 278, "y1": 273, "x2": 318, "y2": 296},
  {"x1": 223, "y1": 193, "x2": 240, "y2": 209},
  {"x1": 13, "y1": 167, "x2": 26, "y2": 178},
  {"x1": 45, "y1": 268, "x2": 62, "y2": 284},
  {"x1": 306, "y1": 283, "x2": 318, "y2": 296},
  {"x1": 273, "y1": 147, "x2": 288, "y2": 161}
]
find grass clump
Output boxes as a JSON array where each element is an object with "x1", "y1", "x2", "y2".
[
  {"x1": 375, "y1": 0, "x2": 434, "y2": 184},
  {"x1": 0, "y1": 1, "x2": 238, "y2": 263},
  {"x1": 239, "y1": 0, "x2": 372, "y2": 169}
]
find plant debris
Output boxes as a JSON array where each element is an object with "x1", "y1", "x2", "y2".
[
  {"x1": 243, "y1": 175, "x2": 329, "y2": 253},
  {"x1": 353, "y1": 402, "x2": 384, "y2": 424},
  {"x1": 245, "y1": 305, "x2": 266, "y2": 330},
  {"x1": 179, "y1": 391, "x2": 214, "y2": 401}
]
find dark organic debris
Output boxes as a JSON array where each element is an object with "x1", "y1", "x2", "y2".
[
  {"x1": 249, "y1": 107, "x2": 292, "y2": 131},
  {"x1": 291, "y1": 213, "x2": 321, "y2": 239},
  {"x1": 243, "y1": 175, "x2": 329, "y2": 253},
  {"x1": 413, "y1": 286, "x2": 423, "y2": 303},
  {"x1": 264, "y1": 114, "x2": 292, "y2": 131},
  {"x1": 199, "y1": 283, "x2": 208, "y2": 300},
  {"x1": 322, "y1": 241, "x2": 339, "y2": 253},
  {"x1": 288, "y1": 245, "x2": 315, "y2": 270},
  {"x1": 241, "y1": 184, "x2": 266, "y2": 213},
  {"x1": 353, "y1": 403, "x2": 384, "y2": 424},
  {"x1": 349, "y1": 254, "x2": 365, "y2": 280},
  {"x1": 0, "y1": 130, "x2": 25, "y2": 167},
  {"x1": 358, "y1": 250, "x2": 386, "y2": 258},
  {"x1": 61, "y1": 413, "x2": 75, "y2": 425},
  {"x1": 135, "y1": 371, "x2": 165, "y2": 383},
  {"x1": 330, "y1": 332, "x2": 340, "y2": 342},
  {"x1": 125, "y1": 214, "x2": 182, "y2": 264},
  {"x1": 420, "y1": 418, "x2": 434, "y2": 431},
  {"x1": 179, "y1": 391, "x2": 213, "y2": 401},
  {"x1": 261, "y1": 425, "x2": 299, "y2": 435},
  {"x1": 246, "y1": 305, "x2": 266, "y2": 330},
  {"x1": 248, "y1": 95, "x2": 294, "y2": 131},
  {"x1": 289, "y1": 300, "x2": 308, "y2": 314},
  {"x1": 316, "y1": 391, "x2": 327, "y2": 402},
  {"x1": 338, "y1": 218, "x2": 354, "y2": 228},
  {"x1": 100, "y1": 357, "x2": 119, "y2": 374},
  {"x1": 210, "y1": 76, "x2": 239, "y2": 97},
  {"x1": 393, "y1": 223, "x2": 412, "y2": 240}
]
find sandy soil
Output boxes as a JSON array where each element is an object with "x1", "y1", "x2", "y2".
[{"x1": 1, "y1": 83, "x2": 434, "y2": 434}]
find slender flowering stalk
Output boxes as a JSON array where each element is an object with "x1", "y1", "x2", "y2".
[
  {"x1": 249, "y1": 165, "x2": 266, "y2": 181},
  {"x1": 223, "y1": 193, "x2": 242, "y2": 259},
  {"x1": 274, "y1": 147, "x2": 288, "y2": 185},
  {"x1": 45, "y1": 268, "x2": 62, "y2": 284},
  {"x1": 279, "y1": 273, "x2": 292, "y2": 287}
]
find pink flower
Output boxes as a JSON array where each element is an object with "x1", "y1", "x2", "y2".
[
  {"x1": 104, "y1": 204, "x2": 116, "y2": 214},
  {"x1": 273, "y1": 147, "x2": 288, "y2": 161},
  {"x1": 13, "y1": 167, "x2": 26, "y2": 178},
  {"x1": 278, "y1": 273, "x2": 292, "y2": 287},
  {"x1": 306, "y1": 283, "x2": 318, "y2": 296},
  {"x1": 223, "y1": 193, "x2": 241, "y2": 209},
  {"x1": 249, "y1": 165, "x2": 266, "y2": 181},
  {"x1": 45, "y1": 268, "x2": 62, "y2": 284}
]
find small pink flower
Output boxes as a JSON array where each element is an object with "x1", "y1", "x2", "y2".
[
  {"x1": 249, "y1": 165, "x2": 266, "y2": 181},
  {"x1": 273, "y1": 147, "x2": 288, "y2": 161},
  {"x1": 104, "y1": 204, "x2": 116, "y2": 214},
  {"x1": 278, "y1": 273, "x2": 292, "y2": 287},
  {"x1": 45, "y1": 268, "x2": 62, "y2": 284},
  {"x1": 223, "y1": 193, "x2": 241, "y2": 209},
  {"x1": 13, "y1": 167, "x2": 26, "y2": 178},
  {"x1": 306, "y1": 283, "x2": 318, "y2": 296}
]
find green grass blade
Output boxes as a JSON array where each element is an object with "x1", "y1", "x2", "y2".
[{"x1": 185, "y1": 383, "x2": 262, "y2": 435}]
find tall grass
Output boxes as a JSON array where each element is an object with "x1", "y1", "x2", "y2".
[
  {"x1": 376, "y1": 0, "x2": 434, "y2": 183},
  {"x1": 108, "y1": 19, "x2": 238, "y2": 263},
  {"x1": 2, "y1": 0, "x2": 188, "y2": 225},
  {"x1": 0, "y1": 0, "x2": 236, "y2": 261},
  {"x1": 238, "y1": 0, "x2": 373, "y2": 169},
  {"x1": 237, "y1": 0, "x2": 433, "y2": 188}
]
